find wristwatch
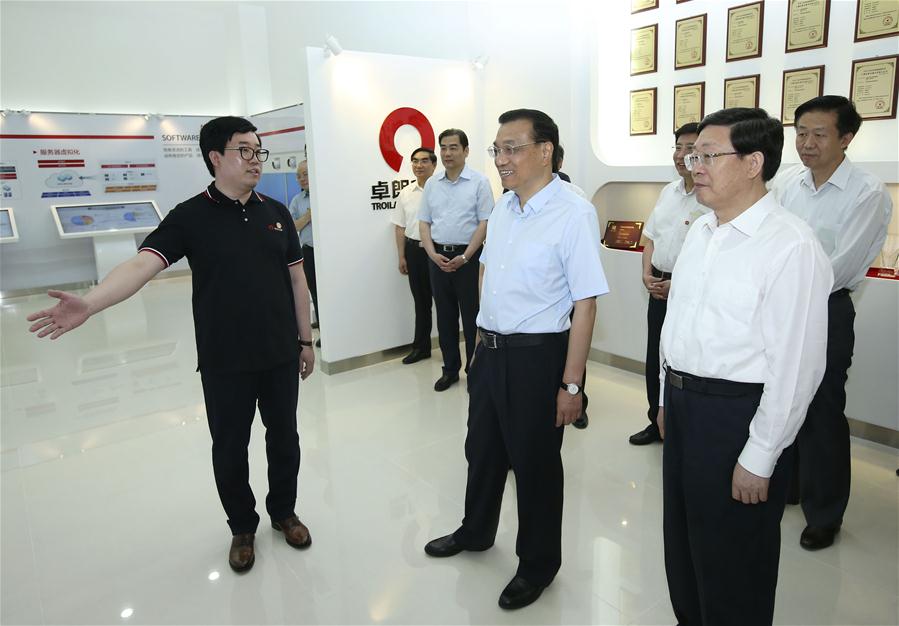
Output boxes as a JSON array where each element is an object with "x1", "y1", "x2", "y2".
[
  {"x1": 299, "y1": 339, "x2": 313, "y2": 348},
  {"x1": 461, "y1": 254, "x2": 468, "y2": 264},
  {"x1": 561, "y1": 382, "x2": 581, "y2": 395}
]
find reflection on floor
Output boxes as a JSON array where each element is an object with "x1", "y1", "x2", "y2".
[{"x1": 2, "y1": 278, "x2": 897, "y2": 625}]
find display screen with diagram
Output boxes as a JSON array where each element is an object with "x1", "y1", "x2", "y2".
[{"x1": 51, "y1": 200, "x2": 163, "y2": 239}]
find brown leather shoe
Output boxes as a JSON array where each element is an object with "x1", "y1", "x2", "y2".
[
  {"x1": 228, "y1": 533, "x2": 255, "y2": 572},
  {"x1": 272, "y1": 515, "x2": 312, "y2": 549}
]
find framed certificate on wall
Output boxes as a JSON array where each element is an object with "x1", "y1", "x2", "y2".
[
  {"x1": 786, "y1": 0, "x2": 830, "y2": 53},
  {"x1": 854, "y1": 0, "x2": 899, "y2": 42},
  {"x1": 850, "y1": 55, "x2": 899, "y2": 120},
  {"x1": 630, "y1": 88, "x2": 658, "y2": 136},
  {"x1": 724, "y1": 74, "x2": 760, "y2": 108},
  {"x1": 631, "y1": 0, "x2": 658, "y2": 14},
  {"x1": 674, "y1": 82, "x2": 705, "y2": 130},
  {"x1": 781, "y1": 66, "x2": 825, "y2": 126},
  {"x1": 675, "y1": 14, "x2": 707, "y2": 70},
  {"x1": 631, "y1": 24, "x2": 658, "y2": 75},
  {"x1": 727, "y1": 1, "x2": 764, "y2": 62}
]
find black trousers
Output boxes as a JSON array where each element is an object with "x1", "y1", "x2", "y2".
[
  {"x1": 302, "y1": 244, "x2": 319, "y2": 324},
  {"x1": 795, "y1": 290, "x2": 855, "y2": 529},
  {"x1": 200, "y1": 358, "x2": 301, "y2": 535},
  {"x1": 453, "y1": 333, "x2": 567, "y2": 586},
  {"x1": 405, "y1": 238, "x2": 433, "y2": 353},
  {"x1": 429, "y1": 247, "x2": 480, "y2": 374},
  {"x1": 663, "y1": 374, "x2": 793, "y2": 626},
  {"x1": 644, "y1": 269, "x2": 669, "y2": 427}
]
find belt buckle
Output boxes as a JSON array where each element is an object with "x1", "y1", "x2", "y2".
[
  {"x1": 481, "y1": 332, "x2": 498, "y2": 349},
  {"x1": 669, "y1": 371, "x2": 683, "y2": 390}
]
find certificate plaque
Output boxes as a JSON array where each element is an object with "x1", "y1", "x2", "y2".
[
  {"x1": 603, "y1": 221, "x2": 645, "y2": 250},
  {"x1": 850, "y1": 55, "x2": 899, "y2": 120},
  {"x1": 854, "y1": 0, "x2": 899, "y2": 42},
  {"x1": 675, "y1": 14, "x2": 707, "y2": 70},
  {"x1": 631, "y1": 0, "x2": 658, "y2": 14},
  {"x1": 727, "y1": 1, "x2": 764, "y2": 62},
  {"x1": 674, "y1": 82, "x2": 705, "y2": 130},
  {"x1": 786, "y1": 0, "x2": 830, "y2": 52},
  {"x1": 631, "y1": 24, "x2": 658, "y2": 75},
  {"x1": 724, "y1": 74, "x2": 760, "y2": 108},
  {"x1": 781, "y1": 65, "x2": 825, "y2": 126},
  {"x1": 630, "y1": 88, "x2": 657, "y2": 136}
]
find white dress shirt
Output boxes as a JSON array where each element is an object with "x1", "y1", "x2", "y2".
[
  {"x1": 391, "y1": 180, "x2": 426, "y2": 240},
  {"x1": 770, "y1": 157, "x2": 892, "y2": 291},
  {"x1": 642, "y1": 178, "x2": 710, "y2": 273},
  {"x1": 659, "y1": 192, "x2": 833, "y2": 478},
  {"x1": 477, "y1": 177, "x2": 609, "y2": 334}
]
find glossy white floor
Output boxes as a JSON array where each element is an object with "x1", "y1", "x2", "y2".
[{"x1": 2, "y1": 276, "x2": 897, "y2": 626}]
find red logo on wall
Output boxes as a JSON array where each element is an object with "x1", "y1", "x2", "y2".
[{"x1": 378, "y1": 108, "x2": 435, "y2": 172}]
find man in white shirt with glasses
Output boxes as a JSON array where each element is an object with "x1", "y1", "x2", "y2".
[{"x1": 658, "y1": 107, "x2": 831, "y2": 626}]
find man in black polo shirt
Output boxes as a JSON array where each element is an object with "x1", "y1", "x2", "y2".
[{"x1": 27, "y1": 116, "x2": 316, "y2": 574}]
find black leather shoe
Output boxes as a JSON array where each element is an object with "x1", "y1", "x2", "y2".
[
  {"x1": 272, "y1": 515, "x2": 312, "y2": 549},
  {"x1": 228, "y1": 533, "x2": 255, "y2": 572},
  {"x1": 572, "y1": 412, "x2": 589, "y2": 429},
  {"x1": 498, "y1": 575, "x2": 547, "y2": 610},
  {"x1": 424, "y1": 534, "x2": 465, "y2": 557},
  {"x1": 311, "y1": 321, "x2": 319, "y2": 330},
  {"x1": 402, "y1": 350, "x2": 431, "y2": 365},
  {"x1": 434, "y1": 373, "x2": 459, "y2": 392},
  {"x1": 629, "y1": 424, "x2": 662, "y2": 445},
  {"x1": 315, "y1": 339, "x2": 321, "y2": 348},
  {"x1": 800, "y1": 525, "x2": 839, "y2": 551}
]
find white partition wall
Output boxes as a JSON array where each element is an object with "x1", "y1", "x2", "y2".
[{"x1": 304, "y1": 48, "x2": 483, "y2": 367}]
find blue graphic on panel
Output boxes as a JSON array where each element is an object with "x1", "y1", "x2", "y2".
[{"x1": 41, "y1": 190, "x2": 91, "y2": 198}]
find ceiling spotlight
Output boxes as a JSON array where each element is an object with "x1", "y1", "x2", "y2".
[
  {"x1": 324, "y1": 34, "x2": 343, "y2": 57},
  {"x1": 0, "y1": 110, "x2": 6, "y2": 118},
  {"x1": 143, "y1": 114, "x2": 150, "y2": 120},
  {"x1": 472, "y1": 55, "x2": 489, "y2": 71}
]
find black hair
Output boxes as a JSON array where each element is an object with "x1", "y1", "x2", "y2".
[
  {"x1": 497, "y1": 108, "x2": 559, "y2": 168},
  {"x1": 794, "y1": 95, "x2": 862, "y2": 137},
  {"x1": 697, "y1": 108, "x2": 783, "y2": 181},
  {"x1": 552, "y1": 144, "x2": 565, "y2": 173},
  {"x1": 674, "y1": 122, "x2": 699, "y2": 141},
  {"x1": 199, "y1": 116, "x2": 259, "y2": 177},
  {"x1": 411, "y1": 147, "x2": 437, "y2": 164},
  {"x1": 438, "y1": 128, "x2": 469, "y2": 149}
]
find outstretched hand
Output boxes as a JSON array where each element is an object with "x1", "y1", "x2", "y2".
[{"x1": 26, "y1": 290, "x2": 90, "y2": 340}]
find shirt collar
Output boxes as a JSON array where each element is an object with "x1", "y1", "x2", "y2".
[
  {"x1": 205, "y1": 183, "x2": 264, "y2": 205},
  {"x1": 724, "y1": 192, "x2": 776, "y2": 237},
  {"x1": 438, "y1": 165, "x2": 473, "y2": 182},
  {"x1": 509, "y1": 176, "x2": 562, "y2": 217},
  {"x1": 675, "y1": 177, "x2": 695, "y2": 196},
  {"x1": 800, "y1": 155, "x2": 852, "y2": 192}
]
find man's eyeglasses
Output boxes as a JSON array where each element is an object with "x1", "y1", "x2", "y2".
[
  {"x1": 224, "y1": 147, "x2": 270, "y2": 162},
  {"x1": 487, "y1": 142, "x2": 543, "y2": 159},
  {"x1": 683, "y1": 151, "x2": 740, "y2": 171}
]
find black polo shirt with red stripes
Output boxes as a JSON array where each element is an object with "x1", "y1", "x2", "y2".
[{"x1": 139, "y1": 183, "x2": 304, "y2": 372}]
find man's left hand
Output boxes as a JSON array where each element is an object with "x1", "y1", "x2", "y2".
[
  {"x1": 732, "y1": 462, "x2": 769, "y2": 504},
  {"x1": 555, "y1": 389, "x2": 583, "y2": 427},
  {"x1": 446, "y1": 255, "x2": 466, "y2": 271},
  {"x1": 300, "y1": 345, "x2": 315, "y2": 380}
]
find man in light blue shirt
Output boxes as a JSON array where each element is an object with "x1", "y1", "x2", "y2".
[
  {"x1": 424, "y1": 109, "x2": 608, "y2": 610},
  {"x1": 419, "y1": 128, "x2": 494, "y2": 391},
  {"x1": 288, "y1": 160, "x2": 319, "y2": 333}
]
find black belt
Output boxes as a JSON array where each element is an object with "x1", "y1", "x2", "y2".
[
  {"x1": 652, "y1": 266, "x2": 672, "y2": 280},
  {"x1": 404, "y1": 236, "x2": 424, "y2": 247},
  {"x1": 478, "y1": 328, "x2": 564, "y2": 349},
  {"x1": 434, "y1": 243, "x2": 465, "y2": 253},
  {"x1": 667, "y1": 368, "x2": 763, "y2": 397},
  {"x1": 830, "y1": 288, "x2": 851, "y2": 299}
]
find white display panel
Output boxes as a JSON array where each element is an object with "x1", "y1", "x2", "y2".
[
  {"x1": 50, "y1": 200, "x2": 162, "y2": 239},
  {"x1": 0, "y1": 208, "x2": 20, "y2": 242}
]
